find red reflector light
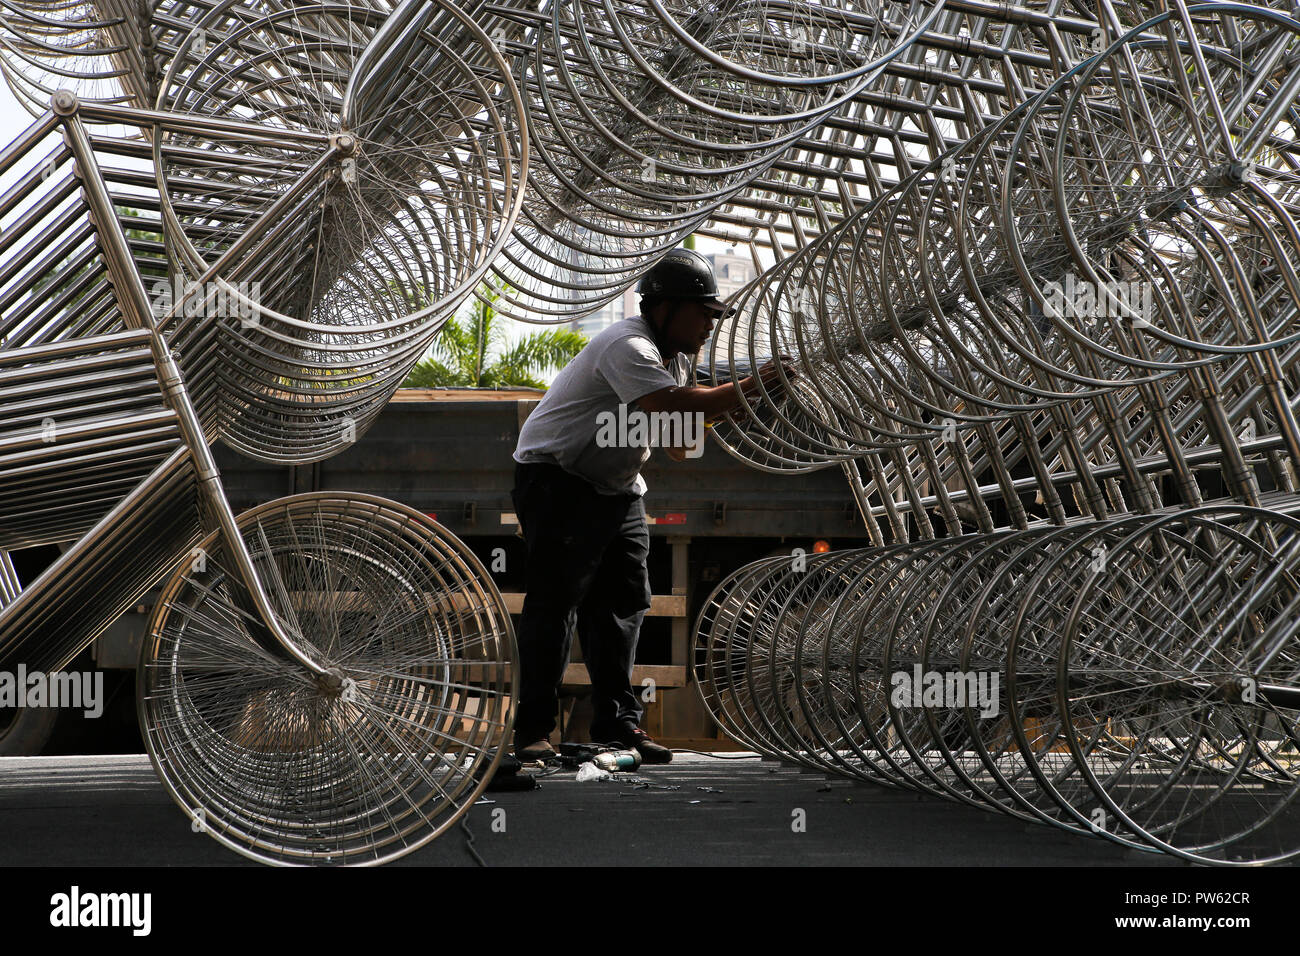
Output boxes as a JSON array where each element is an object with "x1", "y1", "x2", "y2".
[{"x1": 651, "y1": 513, "x2": 687, "y2": 525}]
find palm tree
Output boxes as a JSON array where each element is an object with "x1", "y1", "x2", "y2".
[{"x1": 402, "y1": 284, "x2": 588, "y2": 389}]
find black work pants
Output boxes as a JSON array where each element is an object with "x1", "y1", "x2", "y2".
[{"x1": 510, "y1": 461, "x2": 650, "y2": 743}]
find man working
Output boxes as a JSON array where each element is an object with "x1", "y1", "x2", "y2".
[{"x1": 511, "y1": 247, "x2": 791, "y2": 764}]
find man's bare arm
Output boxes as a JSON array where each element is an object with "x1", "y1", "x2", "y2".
[{"x1": 635, "y1": 361, "x2": 793, "y2": 418}]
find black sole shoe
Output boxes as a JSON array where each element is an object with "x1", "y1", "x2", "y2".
[
  {"x1": 633, "y1": 735, "x2": 673, "y2": 764},
  {"x1": 515, "y1": 739, "x2": 557, "y2": 761}
]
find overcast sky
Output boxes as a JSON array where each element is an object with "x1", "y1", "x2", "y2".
[{"x1": 1, "y1": 81, "x2": 43, "y2": 160}]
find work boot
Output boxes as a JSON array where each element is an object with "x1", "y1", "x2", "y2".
[
  {"x1": 594, "y1": 725, "x2": 673, "y2": 765},
  {"x1": 514, "y1": 737, "x2": 557, "y2": 761}
]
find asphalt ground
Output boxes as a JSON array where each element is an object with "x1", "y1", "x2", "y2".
[
  {"x1": 4, "y1": 752, "x2": 1286, "y2": 946},
  {"x1": 0, "y1": 752, "x2": 1187, "y2": 867}
]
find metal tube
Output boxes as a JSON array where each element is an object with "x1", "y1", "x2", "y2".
[{"x1": 57, "y1": 94, "x2": 332, "y2": 682}]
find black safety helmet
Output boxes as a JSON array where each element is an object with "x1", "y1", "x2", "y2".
[{"x1": 637, "y1": 247, "x2": 730, "y2": 314}]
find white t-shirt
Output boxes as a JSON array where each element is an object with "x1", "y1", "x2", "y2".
[{"x1": 514, "y1": 315, "x2": 690, "y2": 496}]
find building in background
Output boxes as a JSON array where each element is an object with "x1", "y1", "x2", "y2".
[
  {"x1": 570, "y1": 284, "x2": 636, "y2": 337},
  {"x1": 705, "y1": 247, "x2": 756, "y2": 300}
]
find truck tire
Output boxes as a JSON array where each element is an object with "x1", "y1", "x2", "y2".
[{"x1": 0, "y1": 705, "x2": 60, "y2": 756}]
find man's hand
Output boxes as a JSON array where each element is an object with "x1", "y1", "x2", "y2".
[
  {"x1": 744, "y1": 356, "x2": 798, "y2": 396},
  {"x1": 754, "y1": 356, "x2": 790, "y2": 390},
  {"x1": 663, "y1": 428, "x2": 705, "y2": 462}
]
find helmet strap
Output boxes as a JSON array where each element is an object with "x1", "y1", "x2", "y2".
[{"x1": 645, "y1": 300, "x2": 678, "y2": 366}]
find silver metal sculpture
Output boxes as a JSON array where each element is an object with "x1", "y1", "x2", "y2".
[
  {"x1": 695, "y1": 505, "x2": 1300, "y2": 865},
  {"x1": 0, "y1": 0, "x2": 524, "y2": 864},
  {"x1": 5, "y1": 0, "x2": 1300, "y2": 866},
  {"x1": 691, "y1": 2, "x2": 1300, "y2": 865},
  {"x1": 480, "y1": 0, "x2": 946, "y2": 323}
]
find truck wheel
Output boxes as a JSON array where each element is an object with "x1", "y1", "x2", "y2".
[{"x1": 0, "y1": 705, "x2": 60, "y2": 756}]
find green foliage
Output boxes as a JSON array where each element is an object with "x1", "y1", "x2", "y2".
[{"x1": 402, "y1": 284, "x2": 588, "y2": 390}]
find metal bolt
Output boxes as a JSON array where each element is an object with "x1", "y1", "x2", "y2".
[{"x1": 51, "y1": 90, "x2": 78, "y2": 115}]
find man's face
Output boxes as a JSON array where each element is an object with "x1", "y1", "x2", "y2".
[{"x1": 661, "y1": 299, "x2": 720, "y2": 356}]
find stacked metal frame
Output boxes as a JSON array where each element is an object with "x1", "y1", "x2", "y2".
[
  {"x1": 690, "y1": 2, "x2": 1300, "y2": 865},
  {"x1": 0, "y1": 0, "x2": 523, "y2": 864},
  {"x1": 6, "y1": 0, "x2": 1300, "y2": 866},
  {"x1": 695, "y1": 505, "x2": 1300, "y2": 865}
]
